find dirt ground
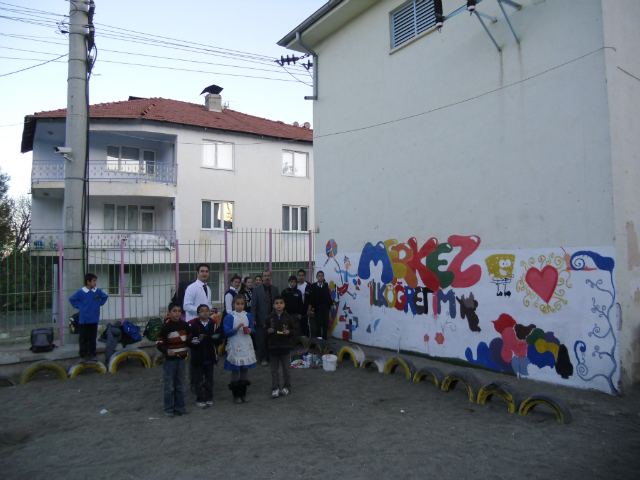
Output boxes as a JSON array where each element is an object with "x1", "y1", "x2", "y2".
[{"x1": 1, "y1": 341, "x2": 640, "y2": 480}]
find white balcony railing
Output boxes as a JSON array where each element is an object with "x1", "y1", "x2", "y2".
[
  {"x1": 32, "y1": 160, "x2": 177, "y2": 184},
  {"x1": 30, "y1": 229, "x2": 176, "y2": 250}
]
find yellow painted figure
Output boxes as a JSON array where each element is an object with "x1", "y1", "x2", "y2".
[{"x1": 485, "y1": 254, "x2": 516, "y2": 297}]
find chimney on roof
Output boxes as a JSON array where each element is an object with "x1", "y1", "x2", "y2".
[{"x1": 205, "y1": 93, "x2": 222, "y2": 113}]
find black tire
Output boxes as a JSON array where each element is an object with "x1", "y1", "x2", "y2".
[
  {"x1": 383, "y1": 356, "x2": 417, "y2": 380},
  {"x1": 441, "y1": 369, "x2": 482, "y2": 402},
  {"x1": 107, "y1": 348, "x2": 151, "y2": 373},
  {"x1": 360, "y1": 354, "x2": 385, "y2": 373},
  {"x1": 324, "y1": 343, "x2": 341, "y2": 355},
  {"x1": 67, "y1": 361, "x2": 107, "y2": 378},
  {"x1": 0, "y1": 375, "x2": 17, "y2": 387},
  {"x1": 412, "y1": 365, "x2": 445, "y2": 388},
  {"x1": 292, "y1": 336, "x2": 310, "y2": 350},
  {"x1": 338, "y1": 345, "x2": 365, "y2": 367},
  {"x1": 519, "y1": 393, "x2": 572, "y2": 424},
  {"x1": 20, "y1": 360, "x2": 68, "y2": 384},
  {"x1": 477, "y1": 383, "x2": 522, "y2": 413},
  {"x1": 308, "y1": 338, "x2": 328, "y2": 354}
]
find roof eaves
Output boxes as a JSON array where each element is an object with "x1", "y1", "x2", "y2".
[{"x1": 277, "y1": 0, "x2": 344, "y2": 47}]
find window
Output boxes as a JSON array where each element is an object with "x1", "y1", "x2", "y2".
[
  {"x1": 108, "y1": 264, "x2": 142, "y2": 295},
  {"x1": 282, "y1": 150, "x2": 308, "y2": 177},
  {"x1": 282, "y1": 206, "x2": 308, "y2": 231},
  {"x1": 203, "y1": 141, "x2": 234, "y2": 170},
  {"x1": 106, "y1": 146, "x2": 156, "y2": 173},
  {"x1": 104, "y1": 204, "x2": 154, "y2": 231},
  {"x1": 202, "y1": 201, "x2": 233, "y2": 229},
  {"x1": 391, "y1": 0, "x2": 437, "y2": 49}
]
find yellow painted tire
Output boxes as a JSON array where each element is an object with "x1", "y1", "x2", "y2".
[
  {"x1": 292, "y1": 336, "x2": 311, "y2": 350},
  {"x1": 383, "y1": 356, "x2": 417, "y2": 380},
  {"x1": 441, "y1": 370, "x2": 482, "y2": 403},
  {"x1": 20, "y1": 360, "x2": 68, "y2": 384},
  {"x1": 337, "y1": 345, "x2": 365, "y2": 367},
  {"x1": 67, "y1": 361, "x2": 107, "y2": 378},
  {"x1": 519, "y1": 393, "x2": 572, "y2": 424},
  {"x1": 0, "y1": 375, "x2": 17, "y2": 387},
  {"x1": 324, "y1": 343, "x2": 341, "y2": 355},
  {"x1": 108, "y1": 348, "x2": 151, "y2": 373},
  {"x1": 412, "y1": 365, "x2": 445, "y2": 388},
  {"x1": 152, "y1": 354, "x2": 164, "y2": 367},
  {"x1": 360, "y1": 354, "x2": 385, "y2": 373},
  {"x1": 308, "y1": 338, "x2": 328, "y2": 355},
  {"x1": 477, "y1": 383, "x2": 522, "y2": 413}
]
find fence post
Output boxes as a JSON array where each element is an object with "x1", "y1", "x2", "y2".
[
  {"x1": 224, "y1": 227, "x2": 229, "y2": 288},
  {"x1": 269, "y1": 228, "x2": 273, "y2": 273},
  {"x1": 308, "y1": 229, "x2": 312, "y2": 276},
  {"x1": 175, "y1": 239, "x2": 180, "y2": 293},
  {"x1": 120, "y1": 239, "x2": 125, "y2": 323},
  {"x1": 58, "y1": 240, "x2": 64, "y2": 347}
]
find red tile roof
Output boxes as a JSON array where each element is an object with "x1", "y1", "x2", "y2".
[{"x1": 23, "y1": 97, "x2": 312, "y2": 151}]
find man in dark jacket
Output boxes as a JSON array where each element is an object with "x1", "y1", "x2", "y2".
[
  {"x1": 310, "y1": 271, "x2": 333, "y2": 339},
  {"x1": 250, "y1": 270, "x2": 279, "y2": 366},
  {"x1": 266, "y1": 296, "x2": 298, "y2": 398},
  {"x1": 190, "y1": 304, "x2": 224, "y2": 408}
]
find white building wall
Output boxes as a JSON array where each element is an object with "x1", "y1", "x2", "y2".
[{"x1": 299, "y1": 0, "x2": 630, "y2": 393}]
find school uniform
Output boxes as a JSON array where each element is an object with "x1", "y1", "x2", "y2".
[
  {"x1": 296, "y1": 281, "x2": 313, "y2": 337},
  {"x1": 69, "y1": 286, "x2": 108, "y2": 358},
  {"x1": 310, "y1": 281, "x2": 333, "y2": 339}
]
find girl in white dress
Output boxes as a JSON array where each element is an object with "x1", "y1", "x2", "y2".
[{"x1": 223, "y1": 296, "x2": 256, "y2": 403}]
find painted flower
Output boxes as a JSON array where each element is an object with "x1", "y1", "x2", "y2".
[
  {"x1": 435, "y1": 333, "x2": 445, "y2": 345},
  {"x1": 423, "y1": 334, "x2": 430, "y2": 343}
]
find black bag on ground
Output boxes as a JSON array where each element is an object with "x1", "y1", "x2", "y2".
[
  {"x1": 143, "y1": 317, "x2": 163, "y2": 341},
  {"x1": 30, "y1": 327, "x2": 55, "y2": 353}
]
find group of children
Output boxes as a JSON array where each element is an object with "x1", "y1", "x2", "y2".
[{"x1": 69, "y1": 269, "x2": 331, "y2": 418}]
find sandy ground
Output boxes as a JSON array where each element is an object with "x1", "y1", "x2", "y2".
[{"x1": 1, "y1": 341, "x2": 640, "y2": 480}]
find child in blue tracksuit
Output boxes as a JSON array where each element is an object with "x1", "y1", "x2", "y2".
[{"x1": 69, "y1": 273, "x2": 109, "y2": 361}]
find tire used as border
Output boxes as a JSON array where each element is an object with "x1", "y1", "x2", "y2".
[
  {"x1": 20, "y1": 360, "x2": 68, "y2": 384},
  {"x1": 67, "y1": 361, "x2": 107, "y2": 378},
  {"x1": 337, "y1": 345, "x2": 365, "y2": 367},
  {"x1": 383, "y1": 356, "x2": 417, "y2": 380},
  {"x1": 107, "y1": 348, "x2": 151, "y2": 373},
  {"x1": 412, "y1": 365, "x2": 445, "y2": 389},
  {"x1": 477, "y1": 383, "x2": 522, "y2": 413},
  {"x1": 519, "y1": 393, "x2": 572, "y2": 424},
  {"x1": 360, "y1": 354, "x2": 386, "y2": 373},
  {"x1": 0, "y1": 375, "x2": 17, "y2": 387},
  {"x1": 441, "y1": 369, "x2": 482, "y2": 403}
]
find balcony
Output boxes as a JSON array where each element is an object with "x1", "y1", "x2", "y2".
[
  {"x1": 30, "y1": 229, "x2": 176, "y2": 251},
  {"x1": 32, "y1": 160, "x2": 178, "y2": 185}
]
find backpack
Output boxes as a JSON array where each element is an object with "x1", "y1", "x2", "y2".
[
  {"x1": 122, "y1": 320, "x2": 142, "y2": 342},
  {"x1": 143, "y1": 317, "x2": 164, "y2": 341},
  {"x1": 30, "y1": 327, "x2": 55, "y2": 353}
]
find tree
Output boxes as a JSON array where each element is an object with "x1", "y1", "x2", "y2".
[
  {"x1": 9, "y1": 194, "x2": 31, "y2": 252},
  {"x1": 0, "y1": 169, "x2": 12, "y2": 251}
]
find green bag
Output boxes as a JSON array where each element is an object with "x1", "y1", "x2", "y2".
[{"x1": 143, "y1": 317, "x2": 164, "y2": 342}]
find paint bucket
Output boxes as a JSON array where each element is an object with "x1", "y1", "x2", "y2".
[{"x1": 322, "y1": 354, "x2": 338, "y2": 372}]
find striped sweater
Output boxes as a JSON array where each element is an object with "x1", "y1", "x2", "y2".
[{"x1": 156, "y1": 320, "x2": 192, "y2": 359}]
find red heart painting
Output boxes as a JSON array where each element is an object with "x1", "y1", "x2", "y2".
[{"x1": 525, "y1": 265, "x2": 559, "y2": 304}]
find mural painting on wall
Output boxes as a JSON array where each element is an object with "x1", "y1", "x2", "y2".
[{"x1": 318, "y1": 236, "x2": 619, "y2": 394}]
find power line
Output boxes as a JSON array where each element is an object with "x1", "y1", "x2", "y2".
[
  {"x1": 0, "y1": 1, "x2": 64, "y2": 17},
  {"x1": 0, "y1": 53, "x2": 67, "y2": 78},
  {"x1": 315, "y1": 46, "x2": 611, "y2": 139}
]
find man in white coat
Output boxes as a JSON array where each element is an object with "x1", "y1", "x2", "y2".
[{"x1": 183, "y1": 264, "x2": 212, "y2": 321}]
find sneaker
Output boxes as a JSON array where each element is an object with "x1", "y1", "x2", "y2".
[
  {"x1": 174, "y1": 409, "x2": 190, "y2": 415},
  {"x1": 196, "y1": 402, "x2": 208, "y2": 409},
  {"x1": 261, "y1": 360, "x2": 268, "y2": 366},
  {"x1": 164, "y1": 411, "x2": 174, "y2": 418},
  {"x1": 241, "y1": 396, "x2": 250, "y2": 403},
  {"x1": 233, "y1": 397, "x2": 243, "y2": 404},
  {"x1": 281, "y1": 388, "x2": 290, "y2": 396},
  {"x1": 205, "y1": 401, "x2": 213, "y2": 406},
  {"x1": 271, "y1": 389, "x2": 280, "y2": 398},
  {"x1": 89, "y1": 355, "x2": 98, "y2": 362}
]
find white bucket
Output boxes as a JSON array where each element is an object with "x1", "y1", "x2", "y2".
[{"x1": 322, "y1": 354, "x2": 338, "y2": 372}]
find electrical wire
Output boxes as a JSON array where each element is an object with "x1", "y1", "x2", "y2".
[{"x1": 0, "y1": 52, "x2": 67, "y2": 78}]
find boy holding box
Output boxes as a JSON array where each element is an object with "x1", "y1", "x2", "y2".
[{"x1": 265, "y1": 295, "x2": 297, "y2": 398}]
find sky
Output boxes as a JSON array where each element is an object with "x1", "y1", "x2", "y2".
[{"x1": 0, "y1": 0, "x2": 325, "y2": 197}]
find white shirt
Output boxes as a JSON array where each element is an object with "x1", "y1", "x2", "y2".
[
  {"x1": 224, "y1": 286, "x2": 238, "y2": 314},
  {"x1": 183, "y1": 279, "x2": 212, "y2": 321},
  {"x1": 82, "y1": 286, "x2": 97, "y2": 293},
  {"x1": 297, "y1": 281, "x2": 308, "y2": 303}
]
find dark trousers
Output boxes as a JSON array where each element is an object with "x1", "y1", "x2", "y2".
[
  {"x1": 255, "y1": 325, "x2": 269, "y2": 362},
  {"x1": 78, "y1": 323, "x2": 98, "y2": 358},
  {"x1": 270, "y1": 353, "x2": 291, "y2": 390},
  {"x1": 192, "y1": 363, "x2": 214, "y2": 402},
  {"x1": 163, "y1": 358, "x2": 186, "y2": 414},
  {"x1": 314, "y1": 304, "x2": 330, "y2": 339},
  {"x1": 299, "y1": 315, "x2": 311, "y2": 337}
]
